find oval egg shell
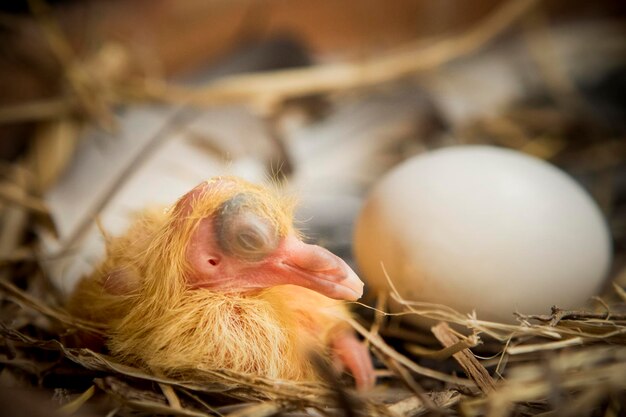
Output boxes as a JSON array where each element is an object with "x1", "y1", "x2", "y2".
[{"x1": 354, "y1": 145, "x2": 612, "y2": 323}]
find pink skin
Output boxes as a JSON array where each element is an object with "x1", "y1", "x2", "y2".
[
  {"x1": 185, "y1": 216, "x2": 376, "y2": 389},
  {"x1": 331, "y1": 329, "x2": 376, "y2": 391},
  {"x1": 186, "y1": 218, "x2": 364, "y2": 301}
]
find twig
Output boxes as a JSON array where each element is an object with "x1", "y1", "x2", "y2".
[
  {"x1": 405, "y1": 335, "x2": 480, "y2": 360},
  {"x1": 517, "y1": 306, "x2": 626, "y2": 326},
  {"x1": 431, "y1": 322, "x2": 496, "y2": 394}
]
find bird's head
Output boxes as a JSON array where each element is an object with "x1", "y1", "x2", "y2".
[{"x1": 160, "y1": 176, "x2": 364, "y2": 301}]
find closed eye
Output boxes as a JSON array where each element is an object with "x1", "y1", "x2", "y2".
[
  {"x1": 237, "y1": 229, "x2": 266, "y2": 251},
  {"x1": 215, "y1": 194, "x2": 279, "y2": 261}
]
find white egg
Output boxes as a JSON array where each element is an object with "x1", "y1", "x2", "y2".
[{"x1": 354, "y1": 145, "x2": 612, "y2": 323}]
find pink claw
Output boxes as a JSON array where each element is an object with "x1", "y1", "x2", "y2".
[{"x1": 330, "y1": 328, "x2": 376, "y2": 391}]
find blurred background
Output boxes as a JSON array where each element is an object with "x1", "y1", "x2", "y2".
[
  {"x1": 1, "y1": 0, "x2": 625, "y2": 291},
  {"x1": 0, "y1": 0, "x2": 625, "y2": 414}
]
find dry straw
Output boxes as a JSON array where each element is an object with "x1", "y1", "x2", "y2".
[{"x1": 1, "y1": 270, "x2": 625, "y2": 416}]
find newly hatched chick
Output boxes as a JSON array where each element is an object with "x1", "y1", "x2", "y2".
[{"x1": 68, "y1": 176, "x2": 375, "y2": 389}]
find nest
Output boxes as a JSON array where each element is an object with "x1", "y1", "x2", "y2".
[
  {"x1": 1, "y1": 1, "x2": 625, "y2": 416},
  {"x1": 1, "y1": 269, "x2": 625, "y2": 416}
]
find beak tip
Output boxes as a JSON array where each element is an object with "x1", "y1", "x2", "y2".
[{"x1": 344, "y1": 270, "x2": 365, "y2": 300}]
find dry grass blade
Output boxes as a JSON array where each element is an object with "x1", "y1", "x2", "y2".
[
  {"x1": 614, "y1": 282, "x2": 626, "y2": 303},
  {"x1": 374, "y1": 274, "x2": 626, "y2": 414},
  {"x1": 223, "y1": 402, "x2": 281, "y2": 417},
  {"x1": 506, "y1": 337, "x2": 585, "y2": 355},
  {"x1": 2, "y1": 0, "x2": 541, "y2": 129},
  {"x1": 0, "y1": 354, "x2": 55, "y2": 377},
  {"x1": 346, "y1": 316, "x2": 475, "y2": 387},
  {"x1": 160, "y1": 381, "x2": 183, "y2": 410},
  {"x1": 308, "y1": 350, "x2": 361, "y2": 417},
  {"x1": 0, "y1": 247, "x2": 34, "y2": 265},
  {"x1": 57, "y1": 385, "x2": 96, "y2": 415},
  {"x1": 387, "y1": 289, "x2": 626, "y2": 343},
  {"x1": 27, "y1": 119, "x2": 81, "y2": 192},
  {"x1": 431, "y1": 322, "x2": 496, "y2": 394},
  {"x1": 405, "y1": 336, "x2": 479, "y2": 360},
  {"x1": 387, "y1": 390, "x2": 461, "y2": 416},
  {"x1": 0, "y1": 168, "x2": 30, "y2": 261},
  {"x1": 54, "y1": 107, "x2": 196, "y2": 258},
  {"x1": 462, "y1": 348, "x2": 626, "y2": 417},
  {"x1": 142, "y1": 0, "x2": 540, "y2": 108},
  {"x1": 177, "y1": 389, "x2": 223, "y2": 416},
  {"x1": 121, "y1": 400, "x2": 212, "y2": 417},
  {"x1": 28, "y1": 0, "x2": 117, "y2": 128},
  {"x1": 0, "y1": 181, "x2": 49, "y2": 215},
  {"x1": 96, "y1": 377, "x2": 212, "y2": 417},
  {"x1": 0, "y1": 98, "x2": 73, "y2": 125},
  {"x1": 376, "y1": 354, "x2": 441, "y2": 413},
  {"x1": 0, "y1": 325, "x2": 395, "y2": 415},
  {"x1": 0, "y1": 278, "x2": 105, "y2": 333},
  {"x1": 380, "y1": 264, "x2": 558, "y2": 341}
]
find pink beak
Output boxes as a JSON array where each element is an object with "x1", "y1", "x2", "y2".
[{"x1": 271, "y1": 236, "x2": 364, "y2": 301}]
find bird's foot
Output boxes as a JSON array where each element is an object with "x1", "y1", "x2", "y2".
[{"x1": 330, "y1": 328, "x2": 376, "y2": 391}]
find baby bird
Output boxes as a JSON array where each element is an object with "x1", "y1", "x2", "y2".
[{"x1": 67, "y1": 176, "x2": 375, "y2": 389}]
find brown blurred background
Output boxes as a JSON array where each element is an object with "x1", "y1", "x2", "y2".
[{"x1": 0, "y1": 0, "x2": 623, "y2": 160}]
